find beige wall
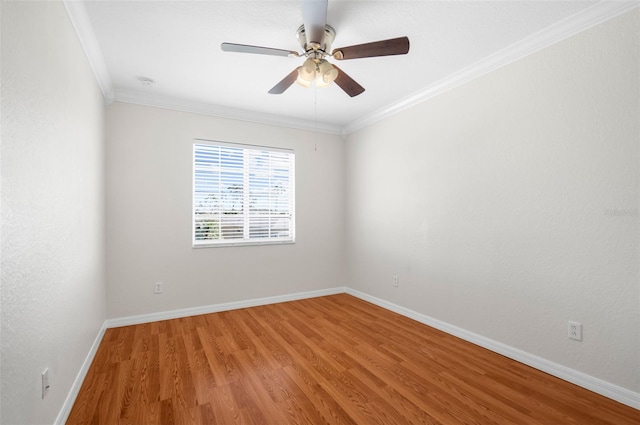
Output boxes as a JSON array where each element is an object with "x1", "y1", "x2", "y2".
[
  {"x1": 105, "y1": 102, "x2": 346, "y2": 318},
  {"x1": 2, "y1": 3, "x2": 637, "y2": 422},
  {"x1": 345, "y1": 10, "x2": 639, "y2": 392},
  {"x1": 1, "y1": 1, "x2": 107, "y2": 423}
]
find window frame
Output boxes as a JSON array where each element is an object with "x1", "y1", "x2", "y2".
[{"x1": 192, "y1": 139, "x2": 296, "y2": 248}]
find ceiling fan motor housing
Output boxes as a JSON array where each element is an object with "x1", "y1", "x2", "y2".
[{"x1": 296, "y1": 24, "x2": 336, "y2": 56}]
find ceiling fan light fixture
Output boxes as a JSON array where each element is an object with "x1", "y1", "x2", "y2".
[
  {"x1": 315, "y1": 74, "x2": 331, "y2": 88},
  {"x1": 295, "y1": 74, "x2": 312, "y2": 88},
  {"x1": 298, "y1": 58, "x2": 316, "y2": 82},
  {"x1": 318, "y1": 60, "x2": 338, "y2": 84}
]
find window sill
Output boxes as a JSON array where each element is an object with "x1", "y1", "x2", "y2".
[{"x1": 193, "y1": 239, "x2": 295, "y2": 248}]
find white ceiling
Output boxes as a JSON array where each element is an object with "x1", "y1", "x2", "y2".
[{"x1": 65, "y1": 1, "x2": 634, "y2": 134}]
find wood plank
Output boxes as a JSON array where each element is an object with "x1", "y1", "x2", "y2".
[{"x1": 67, "y1": 294, "x2": 640, "y2": 424}]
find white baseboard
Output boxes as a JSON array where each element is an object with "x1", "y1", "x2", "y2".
[
  {"x1": 54, "y1": 288, "x2": 344, "y2": 423},
  {"x1": 55, "y1": 320, "x2": 108, "y2": 425},
  {"x1": 106, "y1": 286, "x2": 347, "y2": 328},
  {"x1": 345, "y1": 288, "x2": 640, "y2": 410},
  {"x1": 61, "y1": 286, "x2": 638, "y2": 422}
]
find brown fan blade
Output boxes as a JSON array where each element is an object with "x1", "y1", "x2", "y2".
[
  {"x1": 268, "y1": 67, "x2": 301, "y2": 94},
  {"x1": 332, "y1": 36, "x2": 410, "y2": 60},
  {"x1": 301, "y1": 0, "x2": 328, "y2": 47},
  {"x1": 333, "y1": 65, "x2": 365, "y2": 97},
  {"x1": 221, "y1": 43, "x2": 299, "y2": 57}
]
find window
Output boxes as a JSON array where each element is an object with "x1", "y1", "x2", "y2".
[{"x1": 193, "y1": 140, "x2": 295, "y2": 247}]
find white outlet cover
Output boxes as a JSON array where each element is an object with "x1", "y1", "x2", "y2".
[
  {"x1": 568, "y1": 321, "x2": 582, "y2": 341},
  {"x1": 42, "y1": 368, "x2": 50, "y2": 399}
]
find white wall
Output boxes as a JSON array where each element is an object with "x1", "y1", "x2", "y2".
[
  {"x1": 105, "y1": 102, "x2": 345, "y2": 318},
  {"x1": 1, "y1": 1, "x2": 107, "y2": 424},
  {"x1": 345, "y1": 9, "x2": 639, "y2": 393}
]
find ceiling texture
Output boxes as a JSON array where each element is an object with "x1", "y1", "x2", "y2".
[{"x1": 64, "y1": 1, "x2": 635, "y2": 134}]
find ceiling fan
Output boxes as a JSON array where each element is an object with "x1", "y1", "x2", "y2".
[{"x1": 221, "y1": 0, "x2": 409, "y2": 97}]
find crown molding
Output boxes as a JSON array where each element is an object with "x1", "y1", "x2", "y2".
[
  {"x1": 63, "y1": 0, "x2": 114, "y2": 102},
  {"x1": 62, "y1": 0, "x2": 339, "y2": 134},
  {"x1": 114, "y1": 89, "x2": 343, "y2": 135},
  {"x1": 342, "y1": 0, "x2": 639, "y2": 135},
  {"x1": 64, "y1": 0, "x2": 637, "y2": 135}
]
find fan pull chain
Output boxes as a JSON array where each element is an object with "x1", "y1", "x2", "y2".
[{"x1": 314, "y1": 86, "x2": 318, "y2": 152}]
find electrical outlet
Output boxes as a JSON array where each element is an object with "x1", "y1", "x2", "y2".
[
  {"x1": 42, "y1": 368, "x2": 50, "y2": 399},
  {"x1": 154, "y1": 282, "x2": 163, "y2": 294},
  {"x1": 393, "y1": 275, "x2": 399, "y2": 287},
  {"x1": 568, "y1": 321, "x2": 582, "y2": 341}
]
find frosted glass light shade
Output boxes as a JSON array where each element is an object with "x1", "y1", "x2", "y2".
[
  {"x1": 315, "y1": 74, "x2": 330, "y2": 88},
  {"x1": 295, "y1": 74, "x2": 312, "y2": 88},
  {"x1": 298, "y1": 58, "x2": 316, "y2": 82},
  {"x1": 317, "y1": 59, "x2": 338, "y2": 83}
]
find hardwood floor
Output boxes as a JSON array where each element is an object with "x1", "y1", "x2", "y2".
[{"x1": 67, "y1": 294, "x2": 639, "y2": 424}]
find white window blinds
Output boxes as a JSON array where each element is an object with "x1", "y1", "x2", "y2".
[{"x1": 193, "y1": 141, "x2": 295, "y2": 246}]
